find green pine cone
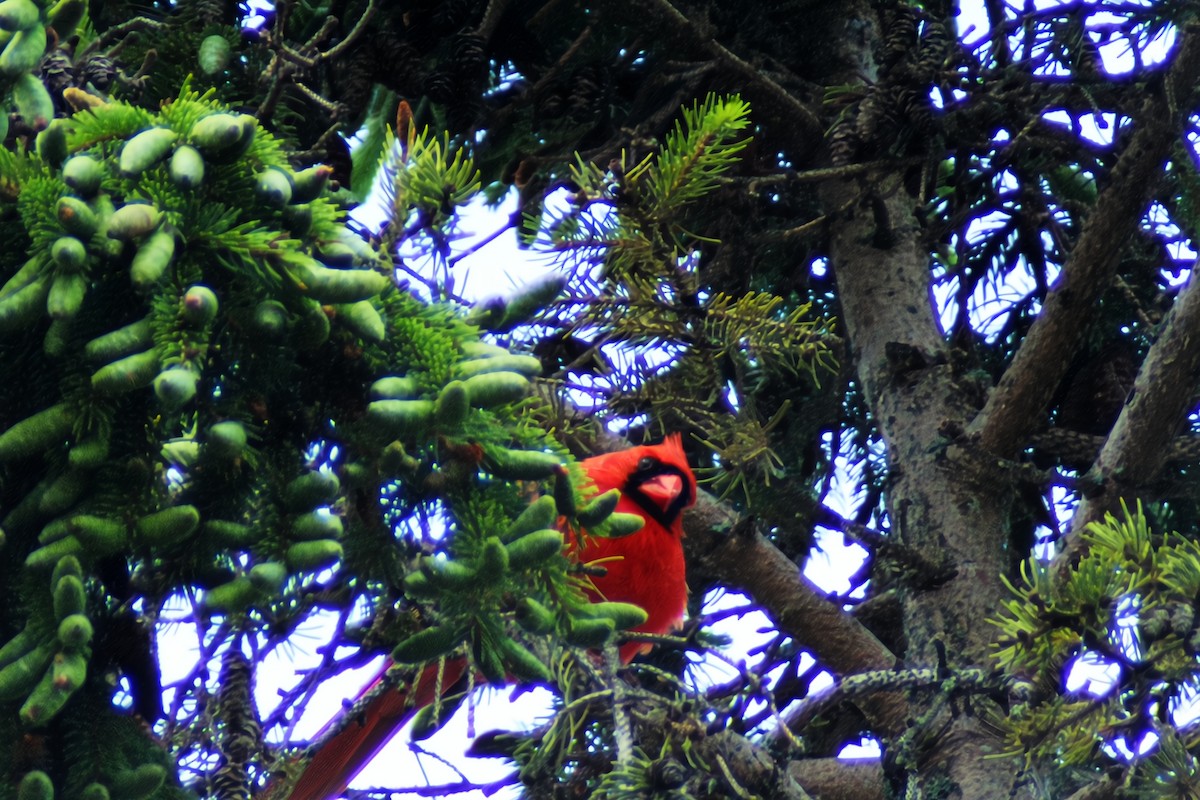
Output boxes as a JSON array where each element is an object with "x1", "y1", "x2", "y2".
[
  {"x1": 0, "y1": 0, "x2": 39, "y2": 32},
  {"x1": 370, "y1": 376, "x2": 420, "y2": 400},
  {"x1": 0, "y1": 403, "x2": 74, "y2": 463},
  {"x1": 576, "y1": 489, "x2": 621, "y2": 527},
  {"x1": 577, "y1": 602, "x2": 648, "y2": 631},
  {"x1": 255, "y1": 167, "x2": 293, "y2": 208},
  {"x1": 0, "y1": 641, "x2": 54, "y2": 702},
  {"x1": 435, "y1": 380, "x2": 470, "y2": 428},
  {"x1": 190, "y1": 113, "x2": 243, "y2": 154},
  {"x1": 338, "y1": 300, "x2": 385, "y2": 342},
  {"x1": 499, "y1": 637, "x2": 552, "y2": 683},
  {"x1": 284, "y1": 470, "x2": 340, "y2": 511},
  {"x1": 119, "y1": 127, "x2": 178, "y2": 177},
  {"x1": 367, "y1": 399, "x2": 434, "y2": 439},
  {"x1": 597, "y1": 512, "x2": 646, "y2": 538},
  {"x1": 249, "y1": 561, "x2": 288, "y2": 593},
  {"x1": 129, "y1": 229, "x2": 176, "y2": 289},
  {"x1": 0, "y1": 21, "x2": 43, "y2": 71},
  {"x1": 0, "y1": 274, "x2": 51, "y2": 333},
  {"x1": 504, "y1": 530, "x2": 563, "y2": 571},
  {"x1": 16, "y1": 770, "x2": 54, "y2": 800},
  {"x1": 56, "y1": 614, "x2": 93, "y2": 651},
  {"x1": 501, "y1": 495, "x2": 558, "y2": 542},
  {"x1": 108, "y1": 764, "x2": 167, "y2": 800},
  {"x1": 153, "y1": 367, "x2": 199, "y2": 409},
  {"x1": 203, "y1": 576, "x2": 257, "y2": 614},
  {"x1": 52, "y1": 575, "x2": 86, "y2": 622},
  {"x1": 483, "y1": 447, "x2": 562, "y2": 481},
  {"x1": 291, "y1": 510, "x2": 343, "y2": 541},
  {"x1": 67, "y1": 515, "x2": 128, "y2": 555},
  {"x1": 285, "y1": 539, "x2": 343, "y2": 571},
  {"x1": 181, "y1": 284, "x2": 219, "y2": 325},
  {"x1": 135, "y1": 505, "x2": 201, "y2": 548},
  {"x1": 207, "y1": 420, "x2": 247, "y2": 460},
  {"x1": 201, "y1": 520, "x2": 256, "y2": 549},
  {"x1": 564, "y1": 616, "x2": 616, "y2": 649},
  {"x1": 79, "y1": 784, "x2": 109, "y2": 800},
  {"x1": 91, "y1": 349, "x2": 161, "y2": 395},
  {"x1": 462, "y1": 371, "x2": 529, "y2": 408},
  {"x1": 61, "y1": 157, "x2": 104, "y2": 198},
  {"x1": 56, "y1": 196, "x2": 99, "y2": 237},
  {"x1": 392, "y1": 625, "x2": 467, "y2": 665},
  {"x1": 105, "y1": 203, "x2": 162, "y2": 241},
  {"x1": 84, "y1": 319, "x2": 153, "y2": 363},
  {"x1": 169, "y1": 144, "x2": 205, "y2": 189},
  {"x1": 49, "y1": 236, "x2": 87, "y2": 272},
  {"x1": 453, "y1": 354, "x2": 543, "y2": 379},
  {"x1": 514, "y1": 597, "x2": 556, "y2": 635}
]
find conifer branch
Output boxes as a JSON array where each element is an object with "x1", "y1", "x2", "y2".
[{"x1": 972, "y1": 24, "x2": 1200, "y2": 456}]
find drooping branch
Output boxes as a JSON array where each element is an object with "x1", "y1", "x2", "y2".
[{"x1": 971, "y1": 24, "x2": 1200, "y2": 457}]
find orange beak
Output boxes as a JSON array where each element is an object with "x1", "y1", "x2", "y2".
[{"x1": 638, "y1": 473, "x2": 684, "y2": 511}]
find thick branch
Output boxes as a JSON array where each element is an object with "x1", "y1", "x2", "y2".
[
  {"x1": 1029, "y1": 428, "x2": 1200, "y2": 466},
  {"x1": 971, "y1": 25, "x2": 1200, "y2": 456},
  {"x1": 683, "y1": 493, "x2": 906, "y2": 736},
  {"x1": 1056, "y1": 258, "x2": 1200, "y2": 563},
  {"x1": 788, "y1": 758, "x2": 885, "y2": 800},
  {"x1": 572, "y1": 423, "x2": 902, "y2": 720}
]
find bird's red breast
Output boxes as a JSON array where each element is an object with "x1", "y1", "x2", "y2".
[
  {"x1": 278, "y1": 436, "x2": 695, "y2": 799},
  {"x1": 570, "y1": 434, "x2": 696, "y2": 661}
]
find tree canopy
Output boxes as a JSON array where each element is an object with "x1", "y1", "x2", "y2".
[{"x1": 0, "y1": 1, "x2": 1198, "y2": 799}]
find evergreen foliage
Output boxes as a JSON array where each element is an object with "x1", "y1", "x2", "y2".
[
  {"x1": 993, "y1": 503, "x2": 1200, "y2": 794},
  {"x1": 0, "y1": 1, "x2": 1197, "y2": 799},
  {"x1": 0, "y1": 4, "x2": 838, "y2": 799}
]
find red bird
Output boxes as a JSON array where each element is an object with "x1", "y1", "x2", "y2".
[{"x1": 280, "y1": 436, "x2": 696, "y2": 800}]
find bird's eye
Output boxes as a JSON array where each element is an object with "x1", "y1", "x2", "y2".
[{"x1": 637, "y1": 456, "x2": 656, "y2": 471}]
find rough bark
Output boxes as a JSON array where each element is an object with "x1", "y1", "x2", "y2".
[
  {"x1": 971, "y1": 25, "x2": 1200, "y2": 458},
  {"x1": 788, "y1": 758, "x2": 886, "y2": 800},
  {"x1": 1059, "y1": 257, "x2": 1200, "y2": 561},
  {"x1": 824, "y1": 162, "x2": 1020, "y2": 796},
  {"x1": 523, "y1": 6, "x2": 1200, "y2": 799},
  {"x1": 683, "y1": 493, "x2": 907, "y2": 736}
]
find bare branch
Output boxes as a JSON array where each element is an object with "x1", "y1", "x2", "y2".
[
  {"x1": 971, "y1": 24, "x2": 1200, "y2": 456},
  {"x1": 684, "y1": 493, "x2": 907, "y2": 736},
  {"x1": 1056, "y1": 257, "x2": 1200, "y2": 566},
  {"x1": 788, "y1": 758, "x2": 886, "y2": 800}
]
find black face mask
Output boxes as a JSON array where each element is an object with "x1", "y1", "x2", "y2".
[{"x1": 624, "y1": 456, "x2": 694, "y2": 530}]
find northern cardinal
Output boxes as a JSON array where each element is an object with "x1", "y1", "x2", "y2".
[{"x1": 280, "y1": 436, "x2": 696, "y2": 800}]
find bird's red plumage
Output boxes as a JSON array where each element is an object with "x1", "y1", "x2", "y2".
[
  {"x1": 278, "y1": 437, "x2": 694, "y2": 800},
  {"x1": 569, "y1": 434, "x2": 694, "y2": 662}
]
